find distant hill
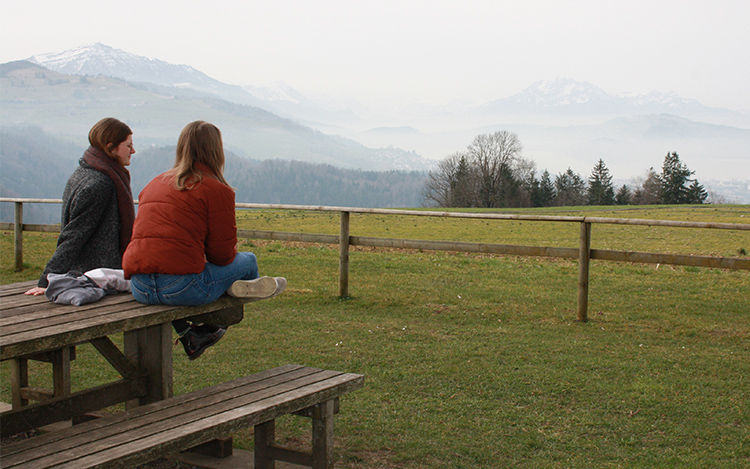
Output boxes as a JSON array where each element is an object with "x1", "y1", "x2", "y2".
[
  {"x1": 0, "y1": 127, "x2": 428, "y2": 224},
  {"x1": 6, "y1": 44, "x2": 750, "y2": 198},
  {"x1": 0, "y1": 60, "x2": 433, "y2": 172}
]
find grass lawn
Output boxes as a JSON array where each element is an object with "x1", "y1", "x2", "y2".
[{"x1": 1, "y1": 205, "x2": 749, "y2": 468}]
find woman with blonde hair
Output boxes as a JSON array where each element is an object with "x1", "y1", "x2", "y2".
[
  {"x1": 123, "y1": 121, "x2": 285, "y2": 360},
  {"x1": 26, "y1": 117, "x2": 136, "y2": 296}
]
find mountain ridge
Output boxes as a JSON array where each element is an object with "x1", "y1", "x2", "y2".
[
  {"x1": 28, "y1": 44, "x2": 749, "y2": 128},
  {"x1": 1, "y1": 60, "x2": 433, "y2": 171},
  {"x1": 7, "y1": 43, "x2": 750, "y2": 190}
]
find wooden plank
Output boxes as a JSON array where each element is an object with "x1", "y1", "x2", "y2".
[
  {"x1": 339, "y1": 211, "x2": 350, "y2": 298},
  {"x1": 351, "y1": 236, "x2": 581, "y2": 259},
  {"x1": 130, "y1": 323, "x2": 173, "y2": 406},
  {"x1": 590, "y1": 248, "x2": 750, "y2": 270},
  {"x1": 55, "y1": 372, "x2": 363, "y2": 469},
  {"x1": 50, "y1": 346, "x2": 72, "y2": 397},
  {"x1": 1, "y1": 296, "x2": 257, "y2": 360},
  {"x1": 14, "y1": 202, "x2": 22, "y2": 272},
  {"x1": 187, "y1": 304, "x2": 244, "y2": 327},
  {"x1": 89, "y1": 337, "x2": 138, "y2": 379},
  {"x1": 0, "y1": 297, "x2": 136, "y2": 324},
  {"x1": 19, "y1": 386, "x2": 54, "y2": 402},
  {"x1": 10, "y1": 358, "x2": 28, "y2": 407},
  {"x1": 0, "y1": 294, "x2": 146, "y2": 326},
  {"x1": 1, "y1": 366, "x2": 364, "y2": 468},
  {"x1": 0, "y1": 377, "x2": 148, "y2": 438},
  {"x1": 0, "y1": 365, "x2": 307, "y2": 457},
  {"x1": 577, "y1": 222, "x2": 591, "y2": 323},
  {"x1": 83, "y1": 372, "x2": 364, "y2": 468},
  {"x1": 254, "y1": 419, "x2": 277, "y2": 469},
  {"x1": 311, "y1": 399, "x2": 336, "y2": 469},
  {"x1": 4, "y1": 367, "x2": 310, "y2": 464},
  {"x1": 0, "y1": 280, "x2": 38, "y2": 297}
]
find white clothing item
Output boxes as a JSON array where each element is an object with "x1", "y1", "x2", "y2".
[{"x1": 84, "y1": 268, "x2": 131, "y2": 292}]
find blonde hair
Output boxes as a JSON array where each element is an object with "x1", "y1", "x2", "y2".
[
  {"x1": 168, "y1": 121, "x2": 231, "y2": 190},
  {"x1": 88, "y1": 117, "x2": 132, "y2": 160}
]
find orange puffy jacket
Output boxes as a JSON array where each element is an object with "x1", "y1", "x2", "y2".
[{"x1": 123, "y1": 165, "x2": 237, "y2": 278}]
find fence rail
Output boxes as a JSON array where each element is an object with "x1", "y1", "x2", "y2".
[{"x1": 2, "y1": 197, "x2": 749, "y2": 322}]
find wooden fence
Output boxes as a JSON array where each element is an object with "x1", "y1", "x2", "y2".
[{"x1": 2, "y1": 198, "x2": 749, "y2": 322}]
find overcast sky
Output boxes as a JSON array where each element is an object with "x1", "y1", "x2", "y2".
[{"x1": 2, "y1": 0, "x2": 749, "y2": 111}]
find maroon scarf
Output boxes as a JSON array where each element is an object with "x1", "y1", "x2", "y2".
[{"x1": 81, "y1": 146, "x2": 135, "y2": 255}]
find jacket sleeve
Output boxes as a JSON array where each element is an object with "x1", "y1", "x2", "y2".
[
  {"x1": 39, "y1": 176, "x2": 116, "y2": 286},
  {"x1": 204, "y1": 184, "x2": 238, "y2": 266}
]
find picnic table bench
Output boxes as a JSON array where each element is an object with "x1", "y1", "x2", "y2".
[
  {"x1": 0, "y1": 281, "x2": 365, "y2": 468},
  {"x1": 1, "y1": 364, "x2": 364, "y2": 469}
]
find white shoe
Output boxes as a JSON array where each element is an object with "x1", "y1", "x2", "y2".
[
  {"x1": 227, "y1": 276, "x2": 278, "y2": 299},
  {"x1": 272, "y1": 277, "x2": 287, "y2": 297}
]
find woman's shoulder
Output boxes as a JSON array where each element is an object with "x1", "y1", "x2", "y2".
[
  {"x1": 202, "y1": 176, "x2": 235, "y2": 199},
  {"x1": 67, "y1": 166, "x2": 116, "y2": 193}
]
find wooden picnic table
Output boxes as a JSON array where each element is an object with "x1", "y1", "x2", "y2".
[{"x1": 0, "y1": 279, "x2": 254, "y2": 438}]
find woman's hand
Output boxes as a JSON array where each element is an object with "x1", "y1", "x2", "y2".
[{"x1": 25, "y1": 287, "x2": 47, "y2": 296}]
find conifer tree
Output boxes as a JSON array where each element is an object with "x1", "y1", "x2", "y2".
[
  {"x1": 686, "y1": 179, "x2": 708, "y2": 204},
  {"x1": 586, "y1": 159, "x2": 615, "y2": 205},
  {"x1": 615, "y1": 185, "x2": 632, "y2": 205},
  {"x1": 554, "y1": 168, "x2": 586, "y2": 206},
  {"x1": 540, "y1": 170, "x2": 556, "y2": 207},
  {"x1": 658, "y1": 152, "x2": 693, "y2": 204}
]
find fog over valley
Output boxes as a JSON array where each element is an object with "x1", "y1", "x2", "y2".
[{"x1": 2, "y1": 42, "x2": 750, "y2": 206}]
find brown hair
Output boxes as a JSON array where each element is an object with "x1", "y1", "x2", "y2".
[
  {"x1": 88, "y1": 118, "x2": 132, "y2": 159},
  {"x1": 168, "y1": 121, "x2": 231, "y2": 191}
]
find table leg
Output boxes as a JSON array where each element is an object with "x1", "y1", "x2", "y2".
[
  {"x1": 51, "y1": 347, "x2": 72, "y2": 397},
  {"x1": 9, "y1": 358, "x2": 28, "y2": 408},
  {"x1": 124, "y1": 323, "x2": 173, "y2": 409}
]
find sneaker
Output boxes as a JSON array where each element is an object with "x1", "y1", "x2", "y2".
[
  {"x1": 178, "y1": 326, "x2": 226, "y2": 360},
  {"x1": 226, "y1": 276, "x2": 278, "y2": 299},
  {"x1": 272, "y1": 277, "x2": 287, "y2": 297}
]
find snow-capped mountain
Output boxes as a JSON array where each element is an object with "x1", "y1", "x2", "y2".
[
  {"x1": 27, "y1": 43, "x2": 265, "y2": 106},
  {"x1": 26, "y1": 43, "x2": 359, "y2": 124},
  {"x1": 503, "y1": 78, "x2": 615, "y2": 107},
  {"x1": 29, "y1": 43, "x2": 210, "y2": 87},
  {"x1": 480, "y1": 77, "x2": 711, "y2": 116}
]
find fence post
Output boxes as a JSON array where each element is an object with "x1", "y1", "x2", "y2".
[
  {"x1": 577, "y1": 221, "x2": 591, "y2": 322},
  {"x1": 14, "y1": 202, "x2": 24, "y2": 272},
  {"x1": 339, "y1": 211, "x2": 350, "y2": 298}
]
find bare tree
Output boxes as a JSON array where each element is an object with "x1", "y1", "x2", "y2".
[
  {"x1": 631, "y1": 168, "x2": 661, "y2": 205},
  {"x1": 422, "y1": 152, "x2": 472, "y2": 207},
  {"x1": 466, "y1": 131, "x2": 524, "y2": 208}
]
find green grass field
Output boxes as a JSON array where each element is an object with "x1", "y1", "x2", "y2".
[{"x1": 1, "y1": 205, "x2": 749, "y2": 468}]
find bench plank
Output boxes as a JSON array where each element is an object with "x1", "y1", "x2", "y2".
[
  {"x1": 1, "y1": 295, "x2": 256, "y2": 360},
  {"x1": 1, "y1": 365, "x2": 365, "y2": 469}
]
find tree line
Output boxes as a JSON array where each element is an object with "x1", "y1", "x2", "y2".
[
  {"x1": 422, "y1": 131, "x2": 708, "y2": 208},
  {"x1": 0, "y1": 126, "x2": 428, "y2": 224}
]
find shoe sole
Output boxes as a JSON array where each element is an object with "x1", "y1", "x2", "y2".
[{"x1": 227, "y1": 277, "x2": 278, "y2": 298}]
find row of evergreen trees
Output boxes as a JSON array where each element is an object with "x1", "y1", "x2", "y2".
[{"x1": 422, "y1": 131, "x2": 708, "y2": 208}]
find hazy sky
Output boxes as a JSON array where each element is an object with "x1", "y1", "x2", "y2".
[{"x1": 2, "y1": 0, "x2": 749, "y2": 110}]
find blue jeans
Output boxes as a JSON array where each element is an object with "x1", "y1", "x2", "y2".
[{"x1": 130, "y1": 252, "x2": 260, "y2": 306}]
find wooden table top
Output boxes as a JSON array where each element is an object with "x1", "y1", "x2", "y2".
[{"x1": 0, "y1": 280, "x2": 255, "y2": 360}]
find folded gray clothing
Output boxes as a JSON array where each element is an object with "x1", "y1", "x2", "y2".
[{"x1": 45, "y1": 271, "x2": 109, "y2": 306}]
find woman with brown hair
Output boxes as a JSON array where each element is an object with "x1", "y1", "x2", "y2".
[
  {"x1": 123, "y1": 121, "x2": 285, "y2": 360},
  {"x1": 26, "y1": 118, "x2": 136, "y2": 296}
]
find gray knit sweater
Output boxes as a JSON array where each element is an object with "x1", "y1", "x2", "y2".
[{"x1": 39, "y1": 163, "x2": 123, "y2": 287}]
